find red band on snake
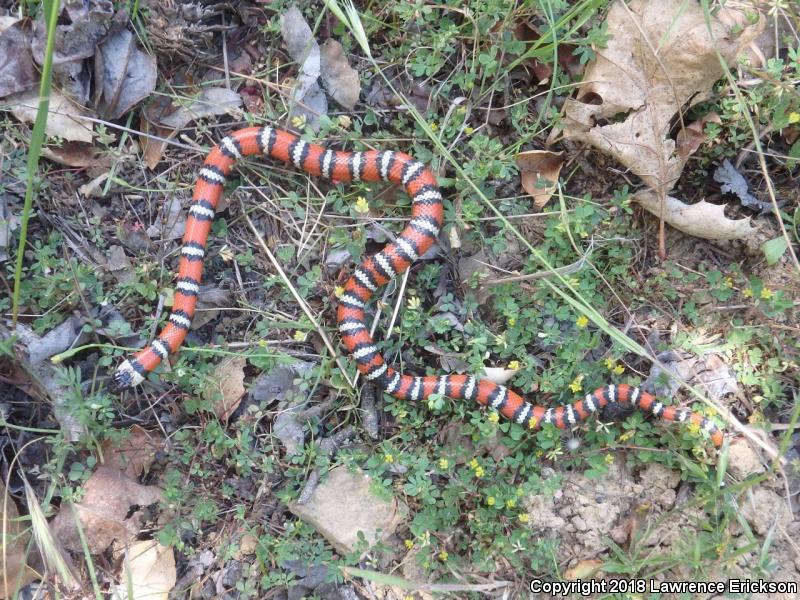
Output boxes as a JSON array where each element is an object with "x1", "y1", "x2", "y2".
[{"x1": 113, "y1": 126, "x2": 724, "y2": 448}]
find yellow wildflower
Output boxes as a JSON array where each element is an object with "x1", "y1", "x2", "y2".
[
  {"x1": 407, "y1": 296, "x2": 421, "y2": 310},
  {"x1": 291, "y1": 115, "x2": 307, "y2": 129},
  {"x1": 465, "y1": 126, "x2": 474, "y2": 135},
  {"x1": 508, "y1": 359, "x2": 520, "y2": 371},
  {"x1": 337, "y1": 115, "x2": 352, "y2": 129},
  {"x1": 507, "y1": 317, "x2": 516, "y2": 327},
  {"x1": 760, "y1": 287, "x2": 773, "y2": 299},
  {"x1": 438, "y1": 458, "x2": 449, "y2": 470},
  {"x1": 293, "y1": 330, "x2": 308, "y2": 342},
  {"x1": 488, "y1": 411, "x2": 500, "y2": 423},
  {"x1": 613, "y1": 364, "x2": 625, "y2": 375},
  {"x1": 604, "y1": 453, "x2": 614, "y2": 465},
  {"x1": 429, "y1": 122, "x2": 439, "y2": 132},
  {"x1": 354, "y1": 196, "x2": 370, "y2": 214},
  {"x1": 576, "y1": 315, "x2": 589, "y2": 328},
  {"x1": 438, "y1": 550, "x2": 448, "y2": 561},
  {"x1": 518, "y1": 513, "x2": 530, "y2": 524},
  {"x1": 469, "y1": 458, "x2": 479, "y2": 469},
  {"x1": 474, "y1": 466, "x2": 485, "y2": 478},
  {"x1": 568, "y1": 375, "x2": 584, "y2": 393},
  {"x1": 334, "y1": 285, "x2": 345, "y2": 298},
  {"x1": 743, "y1": 287, "x2": 753, "y2": 298},
  {"x1": 619, "y1": 430, "x2": 635, "y2": 442},
  {"x1": 505, "y1": 499, "x2": 516, "y2": 509},
  {"x1": 604, "y1": 357, "x2": 615, "y2": 370},
  {"x1": 384, "y1": 454, "x2": 394, "y2": 464},
  {"x1": 789, "y1": 112, "x2": 800, "y2": 124},
  {"x1": 404, "y1": 539, "x2": 414, "y2": 549},
  {"x1": 487, "y1": 496, "x2": 496, "y2": 506}
]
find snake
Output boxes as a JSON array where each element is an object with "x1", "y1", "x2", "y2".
[{"x1": 112, "y1": 126, "x2": 724, "y2": 448}]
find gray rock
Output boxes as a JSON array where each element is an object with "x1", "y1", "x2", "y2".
[{"x1": 290, "y1": 466, "x2": 406, "y2": 558}]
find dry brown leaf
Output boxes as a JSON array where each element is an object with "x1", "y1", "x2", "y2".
[
  {"x1": 559, "y1": 0, "x2": 762, "y2": 192},
  {"x1": 100, "y1": 425, "x2": 166, "y2": 479},
  {"x1": 140, "y1": 87, "x2": 242, "y2": 168},
  {"x1": 95, "y1": 28, "x2": 157, "y2": 120},
  {"x1": 40, "y1": 142, "x2": 112, "y2": 168},
  {"x1": 0, "y1": 18, "x2": 37, "y2": 98},
  {"x1": 9, "y1": 89, "x2": 93, "y2": 142},
  {"x1": 634, "y1": 191, "x2": 756, "y2": 240},
  {"x1": 676, "y1": 112, "x2": 721, "y2": 159},
  {"x1": 280, "y1": 5, "x2": 327, "y2": 130},
  {"x1": 50, "y1": 466, "x2": 163, "y2": 553},
  {"x1": 0, "y1": 483, "x2": 37, "y2": 597},
  {"x1": 113, "y1": 541, "x2": 176, "y2": 600},
  {"x1": 205, "y1": 356, "x2": 247, "y2": 421},
  {"x1": 563, "y1": 559, "x2": 603, "y2": 580},
  {"x1": 157, "y1": 87, "x2": 241, "y2": 130},
  {"x1": 512, "y1": 21, "x2": 582, "y2": 82},
  {"x1": 320, "y1": 39, "x2": 360, "y2": 110},
  {"x1": 516, "y1": 150, "x2": 564, "y2": 208}
]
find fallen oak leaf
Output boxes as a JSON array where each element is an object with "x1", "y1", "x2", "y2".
[
  {"x1": 113, "y1": 541, "x2": 176, "y2": 600},
  {"x1": 515, "y1": 149, "x2": 564, "y2": 208},
  {"x1": 558, "y1": 0, "x2": 762, "y2": 192},
  {"x1": 9, "y1": 88, "x2": 93, "y2": 142},
  {"x1": 634, "y1": 191, "x2": 757, "y2": 240}
]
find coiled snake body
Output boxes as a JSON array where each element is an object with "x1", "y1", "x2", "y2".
[{"x1": 113, "y1": 126, "x2": 724, "y2": 448}]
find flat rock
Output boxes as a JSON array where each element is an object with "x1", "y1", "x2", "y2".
[
  {"x1": 739, "y1": 487, "x2": 792, "y2": 536},
  {"x1": 290, "y1": 466, "x2": 405, "y2": 557},
  {"x1": 727, "y1": 439, "x2": 766, "y2": 480}
]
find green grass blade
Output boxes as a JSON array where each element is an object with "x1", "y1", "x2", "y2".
[{"x1": 11, "y1": 0, "x2": 60, "y2": 327}]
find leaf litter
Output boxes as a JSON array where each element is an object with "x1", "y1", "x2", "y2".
[
  {"x1": 634, "y1": 191, "x2": 756, "y2": 240},
  {"x1": 0, "y1": 17, "x2": 37, "y2": 97},
  {"x1": 713, "y1": 159, "x2": 774, "y2": 213},
  {"x1": 50, "y1": 466, "x2": 163, "y2": 554},
  {"x1": 556, "y1": 0, "x2": 764, "y2": 241},
  {"x1": 112, "y1": 541, "x2": 176, "y2": 600},
  {"x1": 515, "y1": 149, "x2": 565, "y2": 208},
  {"x1": 279, "y1": 5, "x2": 362, "y2": 129}
]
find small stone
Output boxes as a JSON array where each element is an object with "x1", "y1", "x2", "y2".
[
  {"x1": 572, "y1": 516, "x2": 587, "y2": 532},
  {"x1": 727, "y1": 440, "x2": 766, "y2": 480},
  {"x1": 221, "y1": 560, "x2": 241, "y2": 588},
  {"x1": 290, "y1": 466, "x2": 406, "y2": 557},
  {"x1": 739, "y1": 488, "x2": 791, "y2": 536}
]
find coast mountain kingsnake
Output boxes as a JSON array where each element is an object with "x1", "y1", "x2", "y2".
[{"x1": 113, "y1": 126, "x2": 724, "y2": 448}]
